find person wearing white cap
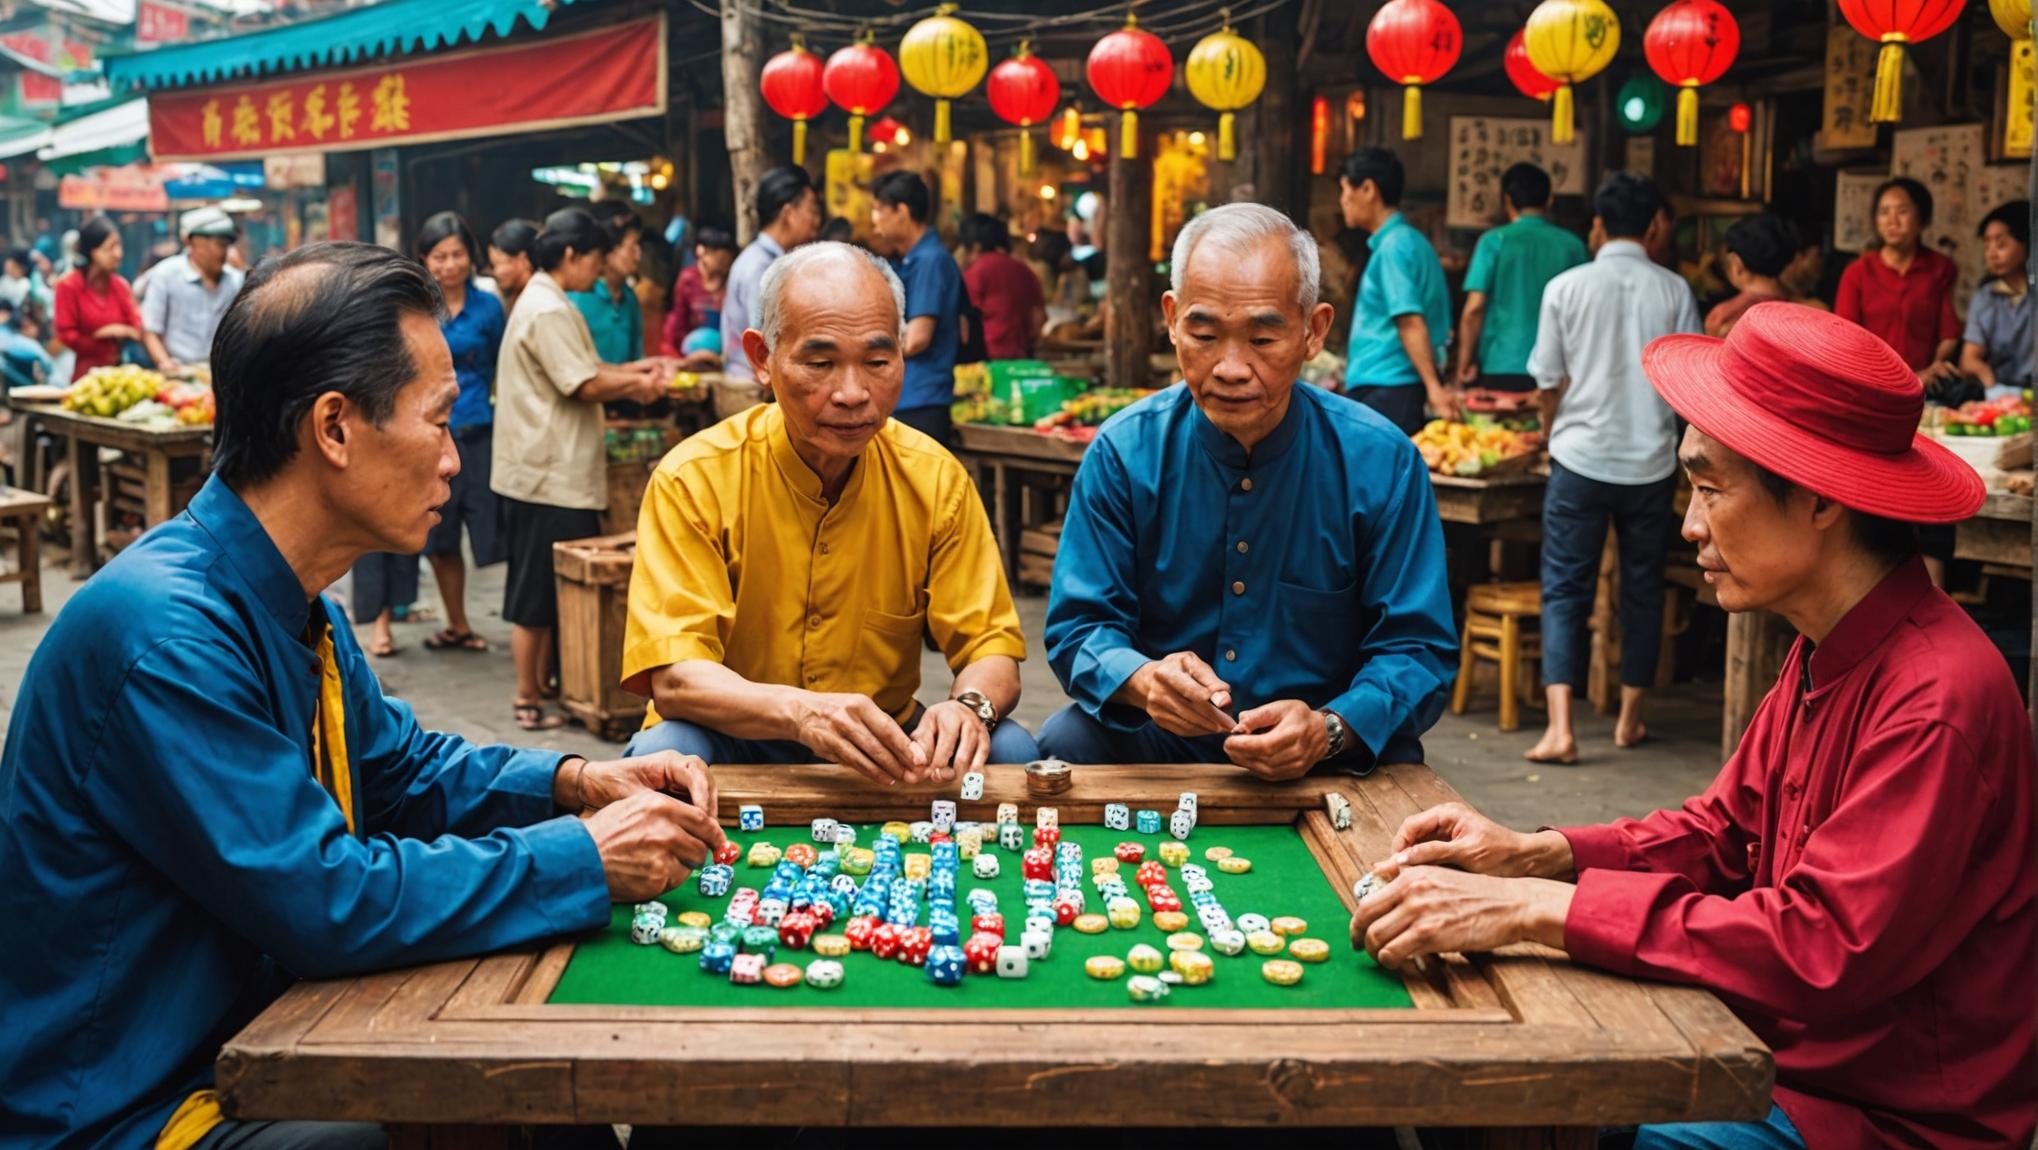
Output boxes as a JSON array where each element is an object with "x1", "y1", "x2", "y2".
[{"x1": 141, "y1": 206, "x2": 243, "y2": 373}]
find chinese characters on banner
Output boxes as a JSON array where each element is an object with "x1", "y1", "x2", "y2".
[
  {"x1": 1445, "y1": 117, "x2": 1586, "y2": 230},
  {"x1": 147, "y1": 14, "x2": 665, "y2": 161},
  {"x1": 1822, "y1": 24, "x2": 1879, "y2": 151}
]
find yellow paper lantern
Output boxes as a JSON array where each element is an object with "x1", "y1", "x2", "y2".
[
  {"x1": 1524, "y1": 0, "x2": 1622, "y2": 144},
  {"x1": 1995, "y1": 0, "x2": 2034, "y2": 38},
  {"x1": 900, "y1": 4, "x2": 988, "y2": 145},
  {"x1": 1185, "y1": 24, "x2": 1266, "y2": 161}
]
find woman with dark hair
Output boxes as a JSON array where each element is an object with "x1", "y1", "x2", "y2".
[
  {"x1": 662, "y1": 224, "x2": 736, "y2": 362},
  {"x1": 1706, "y1": 214, "x2": 1799, "y2": 338},
  {"x1": 487, "y1": 217, "x2": 540, "y2": 316},
  {"x1": 1836, "y1": 177, "x2": 1960, "y2": 385},
  {"x1": 53, "y1": 216, "x2": 142, "y2": 375},
  {"x1": 490, "y1": 207, "x2": 666, "y2": 729},
  {"x1": 1959, "y1": 201, "x2": 2031, "y2": 399}
]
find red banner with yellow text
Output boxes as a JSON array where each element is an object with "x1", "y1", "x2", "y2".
[{"x1": 148, "y1": 13, "x2": 665, "y2": 162}]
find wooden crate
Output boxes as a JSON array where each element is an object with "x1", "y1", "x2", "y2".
[
  {"x1": 1017, "y1": 519, "x2": 1062, "y2": 591},
  {"x1": 553, "y1": 532, "x2": 641, "y2": 742},
  {"x1": 600, "y1": 459, "x2": 655, "y2": 536}
]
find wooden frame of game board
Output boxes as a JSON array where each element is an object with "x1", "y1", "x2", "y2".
[{"x1": 215, "y1": 763, "x2": 1773, "y2": 1145}]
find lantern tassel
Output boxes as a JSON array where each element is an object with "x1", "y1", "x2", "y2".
[
  {"x1": 792, "y1": 119, "x2": 808, "y2": 165},
  {"x1": 1218, "y1": 112, "x2": 1236, "y2": 161},
  {"x1": 936, "y1": 99, "x2": 952, "y2": 144},
  {"x1": 1020, "y1": 128, "x2": 1035, "y2": 173},
  {"x1": 1870, "y1": 39, "x2": 1905, "y2": 124},
  {"x1": 1402, "y1": 85, "x2": 1423, "y2": 141},
  {"x1": 1552, "y1": 83, "x2": 1575, "y2": 144},
  {"x1": 1675, "y1": 86, "x2": 1699, "y2": 147},
  {"x1": 1121, "y1": 108, "x2": 1138, "y2": 157},
  {"x1": 849, "y1": 114, "x2": 865, "y2": 153}
]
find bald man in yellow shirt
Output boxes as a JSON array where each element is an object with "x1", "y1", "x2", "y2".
[{"x1": 622, "y1": 242, "x2": 1037, "y2": 784}]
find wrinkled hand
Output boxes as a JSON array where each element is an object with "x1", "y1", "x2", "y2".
[
  {"x1": 1348, "y1": 865, "x2": 1572, "y2": 971},
  {"x1": 570, "y1": 751, "x2": 721, "y2": 821},
  {"x1": 1132, "y1": 652, "x2": 1236, "y2": 738},
  {"x1": 583, "y1": 790, "x2": 722, "y2": 901},
  {"x1": 1223, "y1": 699, "x2": 1326, "y2": 781},
  {"x1": 796, "y1": 691, "x2": 928, "y2": 786},
  {"x1": 911, "y1": 700, "x2": 987, "y2": 781},
  {"x1": 1428, "y1": 386, "x2": 1462, "y2": 422},
  {"x1": 1386, "y1": 801, "x2": 1558, "y2": 878}
]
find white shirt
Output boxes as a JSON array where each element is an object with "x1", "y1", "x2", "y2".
[{"x1": 1528, "y1": 241, "x2": 1700, "y2": 485}]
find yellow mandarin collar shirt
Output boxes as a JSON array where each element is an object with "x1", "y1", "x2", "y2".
[{"x1": 622, "y1": 403, "x2": 1026, "y2": 727}]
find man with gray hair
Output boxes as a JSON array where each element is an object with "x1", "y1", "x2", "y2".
[
  {"x1": 1039, "y1": 203, "x2": 1457, "y2": 776},
  {"x1": 621, "y1": 242, "x2": 1039, "y2": 781}
]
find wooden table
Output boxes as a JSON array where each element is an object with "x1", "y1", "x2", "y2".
[
  {"x1": 15, "y1": 402, "x2": 212, "y2": 577},
  {"x1": 1720, "y1": 491, "x2": 2034, "y2": 759},
  {"x1": 1428, "y1": 470, "x2": 1546, "y2": 527},
  {"x1": 954, "y1": 422, "x2": 1089, "y2": 583},
  {"x1": 214, "y1": 763, "x2": 1771, "y2": 1146}
]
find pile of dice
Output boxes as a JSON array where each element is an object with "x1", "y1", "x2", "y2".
[{"x1": 1103, "y1": 792, "x2": 1197, "y2": 841}]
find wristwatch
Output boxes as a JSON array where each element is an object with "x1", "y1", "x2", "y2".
[
  {"x1": 954, "y1": 689, "x2": 999, "y2": 733},
  {"x1": 1318, "y1": 709, "x2": 1349, "y2": 761}
]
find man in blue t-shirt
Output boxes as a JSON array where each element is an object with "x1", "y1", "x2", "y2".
[
  {"x1": 870, "y1": 170, "x2": 962, "y2": 450},
  {"x1": 1339, "y1": 147, "x2": 1455, "y2": 435}
]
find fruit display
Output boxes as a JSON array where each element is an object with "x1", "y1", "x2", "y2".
[
  {"x1": 669, "y1": 370, "x2": 702, "y2": 394},
  {"x1": 1940, "y1": 395, "x2": 2031, "y2": 437},
  {"x1": 62, "y1": 365, "x2": 168, "y2": 418},
  {"x1": 1414, "y1": 418, "x2": 1544, "y2": 477},
  {"x1": 1032, "y1": 388, "x2": 1152, "y2": 431}
]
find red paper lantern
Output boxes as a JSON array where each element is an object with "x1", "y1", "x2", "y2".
[
  {"x1": 1505, "y1": 29, "x2": 1562, "y2": 102},
  {"x1": 1366, "y1": 0, "x2": 1462, "y2": 140},
  {"x1": 869, "y1": 115, "x2": 908, "y2": 146},
  {"x1": 760, "y1": 43, "x2": 828, "y2": 165},
  {"x1": 1086, "y1": 16, "x2": 1173, "y2": 158},
  {"x1": 1728, "y1": 102, "x2": 1752, "y2": 133},
  {"x1": 987, "y1": 47, "x2": 1061, "y2": 173},
  {"x1": 1644, "y1": 0, "x2": 1739, "y2": 146},
  {"x1": 823, "y1": 37, "x2": 900, "y2": 153},
  {"x1": 1837, "y1": 0, "x2": 1963, "y2": 124}
]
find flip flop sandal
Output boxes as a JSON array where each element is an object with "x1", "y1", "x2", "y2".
[
  {"x1": 425, "y1": 628, "x2": 490, "y2": 652},
  {"x1": 514, "y1": 703, "x2": 567, "y2": 731}
]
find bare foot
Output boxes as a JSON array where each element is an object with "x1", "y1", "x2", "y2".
[
  {"x1": 1524, "y1": 731, "x2": 1578, "y2": 765},
  {"x1": 1615, "y1": 721, "x2": 1649, "y2": 749}
]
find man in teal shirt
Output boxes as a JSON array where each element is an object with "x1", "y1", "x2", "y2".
[
  {"x1": 1340, "y1": 147, "x2": 1455, "y2": 434},
  {"x1": 1455, "y1": 162, "x2": 1587, "y2": 393}
]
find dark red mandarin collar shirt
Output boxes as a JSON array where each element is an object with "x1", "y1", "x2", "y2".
[
  {"x1": 1835, "y1": 247, "x2": 1961, "y2": 370},
  {"x1": 1558, "y1": 557, "x2": 2034, "y2": 1148}
]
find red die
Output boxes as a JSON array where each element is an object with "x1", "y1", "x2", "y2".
[
  {"x1": 1146, "y1": 888, "x2": 1181, "y2": 912},
  {"x1": 963, "y1": 931, "x2": 1002, "y2": 974},
  {"x1": 971, "y1": 913, "x2": 1005, "y2": 939},
  {"x1": 870, "y1": 922, "x2": 903, "y2": 959},
  {"x1": 723, "y1": 901, "x2": 755, "y2": 926},
  {"x1": 1032, "y1": 825, "x2": 1061, "y2": 849},
  {"x1": 713, "y1": 841, "x2": 742, "y2": 865},
  {"x1": 778, "y1": 911, "x2": 818, "y2": 949},
  {"x1": 897, "y1": 926, "x2": 934, "y2": 966},
  {"x1": 929, "y1": 830, "x2": 952, "y2": 844},
  {"x1": 1053, "y1": 897, "x2": 1080, "y2": 925},
  {"x1": 807, "y1": 901, "x2": 836, "y2": 928},
  {"x1": 729, "y1": 887, "x2": 761, "y2": 907},
  {"x1": 1114, "y1": 842, "x2": 1146, "y2": 864},
  {"x1": 843, "y1": 915, "x2": 879, "y2": 951},
  {"x1": 1022, "y1": 847, "x2": 1054, "y2": 881},
  {"x1": 784, "y1": 843, "x2": 818, "y2": 868}
]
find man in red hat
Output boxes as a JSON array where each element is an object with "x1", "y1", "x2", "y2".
[{"x1": 1348, "y1": 303, "x2": 2034, "y2": 1149}]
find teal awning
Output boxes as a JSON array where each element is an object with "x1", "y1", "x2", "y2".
[
  {"x1": 0, "y1": 113, "x2": 52, "y2": 161},
  {"x1": 103, "y1": 0, "x2": 598, "y2": 92}
]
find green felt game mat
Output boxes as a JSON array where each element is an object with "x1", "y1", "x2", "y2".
[{"x1": 548, "y1": 822, "x2": 1415, "y2": 1009}]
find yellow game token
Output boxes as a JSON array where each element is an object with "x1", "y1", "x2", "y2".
[
  {"x1": 1288, "y1": 938, "x2": 1331, "y2": 963},
  {"x1": 1158, "y1": 842, "x2": 1190, "y2": 867},
  {"x1": 1106, "y1": 900, "x2": 1142, "y2": 929},
  {"x1": 812, "y1": 933, "x2": 852, "y2": 957},
  {"x1": 1217, "y1": 856, "x2": 1253, "y2": 875},
  {"x1": 880, "y1": 820, "x2": 912, "y2": 842},
  {"x1": 1261, "y1": 959, "x2": 1304, "y2": 986},
  {"x1": 1270, "y1": 916, "x2": 1308, "y2": 938},
  {"x1": 904, "y1": 854, "x2": 932, "y2": 879},
  {"x1": 1165, "y1": 931, "x2": 1204, "y2": 951},
  {"x1": 1203, "y1": 846, "x2": 1234, "y2": 861},
  {"x1": 1126, "y1": 944, "x2": 1165, "y2": 973},
  {"x1": 676, "y1": 911, "x2": 713, "y2": 929},
  {"x1": 746, "y1": 842, "x2": 782, "y2": 868},
  {"x1": 1170, "y1": 951, "x2": 1215, "y2": 985},
  {"x1": 1091, "y1": 857, "x2": 1120, "y2": 875},
  {"x1": 1085, "y1": 955, "x2": 1127, "y2": 980},
  {"x1": 1072, "y1": 913, "x2": 1110, "y2": 934},
  {"x1": 1246, "y1": 929, "x2": 1285, "y2": 955},
  {"x1": 1152, "y1": 910, "x2": 1190, "y2": 932}
]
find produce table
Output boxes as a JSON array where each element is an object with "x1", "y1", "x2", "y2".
[
  {"x1": 212, "y1": 763, "x2": 1772, "y2": 1146},
  {"x1": 1428, "y1": 469, "x2": 1546, "y2": 526},
  {"x1": 15, "y1": 401, "x2": 212, "y2": 577}
]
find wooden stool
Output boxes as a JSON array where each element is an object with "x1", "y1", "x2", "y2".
[
  {"x1": 1450, "y1": 581, "x2": 1543, "y2": 732},
  {"x1": 0, "y1": 484, "x2": 50, "y2": 613}
]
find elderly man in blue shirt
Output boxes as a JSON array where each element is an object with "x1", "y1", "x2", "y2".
[
  {"x1": 1038, "y1": 203, "x2": 1458, "y2": 777},
  {"x1": 0, "y1": 243, "x2": 725, "y2": 1150}
]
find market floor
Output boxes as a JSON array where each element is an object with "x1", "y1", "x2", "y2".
[{"x1": 0, "y1": 553, "x2": 1725, "y2": 830}]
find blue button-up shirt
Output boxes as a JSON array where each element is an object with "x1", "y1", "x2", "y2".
[
  {"x1": 894, "y1": 225, "x2": 963, "y2": 412},
  {"x1": 1346, "y1": 211, "x2": 1452, "y2": 388},
  {"x1": 1045, "y1": 382, "x2": 1457, "y2": 764},
  {"x1": 569, "y1": 276, "x2": 644, "y2": 365},
  {"x1": 720, "y1": 233, "x2": 784, "y2": 383},
  {"x1": 445, "y1": 279, "x2": 506, "y2": 429},
  {"x1": 0, "y1": 477, "x2": 609, "y2": 1150}
]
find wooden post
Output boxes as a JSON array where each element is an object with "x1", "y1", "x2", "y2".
[
  {"x1": 1106, "y1": 117, "x2": 1156, "y2": 391},
  {"x1": 722, "y1": 0, "x2": 766, "y2": 245},
  {"x1": 1253, "y1": 8, "x2": 1298, "y2": 217}
]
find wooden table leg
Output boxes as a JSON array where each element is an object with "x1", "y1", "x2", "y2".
[
  {"x1": 1722, "y1": 609, "x2": 1778, "y2": 761},
  {"x1": 990, "y1": 459, "x2": 1014, "y2": 580},
  {"x1": 64, "y1": 429, "x2": 94, "y2": 578},
  {"x1": 18, "y1": 511, "x2": 40, "y2": 612},
  {"x1": 144, "y1": 449, "x2": 173, "y2": 527}
]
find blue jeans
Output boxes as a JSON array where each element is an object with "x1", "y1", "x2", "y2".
[
  {"x1": 1629, "y1": 1103, "x2": 1804, "y2": 1149},
  {"x1": 1035, "y1": 703, "x2": 1411, "y2": 769},
  {"x1": 1540, "y1": 462, "x2": 1678, "y2": 691},
  {"x1": 628, "y1": 713, "x2": 1041, "y2": 765}
]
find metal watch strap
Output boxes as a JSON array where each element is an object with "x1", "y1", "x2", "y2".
[
  {"x1": 1319, "y1": 709, "x2": 1348, "y2": 761},
  {"x1": 955, "y1": 689, "x2": 998, "y2": 733}
]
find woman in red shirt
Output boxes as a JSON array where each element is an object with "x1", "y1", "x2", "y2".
[
  {"x1": 53, "y1": 216, "x2": 141, "y2": 375},
  {"x1": 1835, "y1": 177, "x2": 1960, "y2": 386}
]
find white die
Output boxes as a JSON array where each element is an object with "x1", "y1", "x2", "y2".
[
  {"x1": 1024, "y1": 915, "x2": 1055, "y2": 937},
  {"x1": 957, "y1": 830, "x2": 982, "y2": 860},
  {"x1": 998, "y1": 822, "x2": 1026, "y2": 850},
  {"x1": 1104, "y1": 802, "x2": 1130, "y2": 831},
  {"x1": 809, "y1": 818, "x2": 839, "y2": 843},
  {"x1": 1176, "y1": 792, "x2": 1198, "y2": 816},
  {"x1": 996, "y1": 802, "x2": 1019, "y2": 826},
  {"x1": 738, "y1": 804, "x2": 764, "y2": 831},
  {"x1": 755, "y1": 899, "x2": 788, "y2": 926},
  {"x1": 1169, "y1": 809, "x2": 1196, "y2": 841},
  {"x1": 1324, "y1": 792, "x2": 1353, "y2": 830},
  {"x1": 960, "y1": 772, "x2": 985, "y2": 801},
  {"x1": 1021, "y1": 929, "x2": 1053, "y2": 960},
  {"x1": 833, "y1": 824, "x2": 858, "y2": 847},
  {"x1": 995, "y1": 945, "x2": 1029, "y2": 979},
  {"x1": 909, "y1": 820, "x2": 935, "y2": 843},
  {"x1": 972, "y1": 854, "x2": 1001, "y2": 879},
  {"x1": 1035, "y1": 806, "x2": 1059, "y2": 830},
  {"x1": 930, "y1": 800, "x2": 957, "y2": 832}
]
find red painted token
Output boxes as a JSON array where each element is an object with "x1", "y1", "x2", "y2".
[
  {"x1": 713, "y1": 841, "x2": 742, "y2": 865},
  {"x1": 1114, "y1": 842, "x2": 1146, "y2": 864},
  {"x1": 784, "y1": 843, "x2": 818, "y2": 867}
]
